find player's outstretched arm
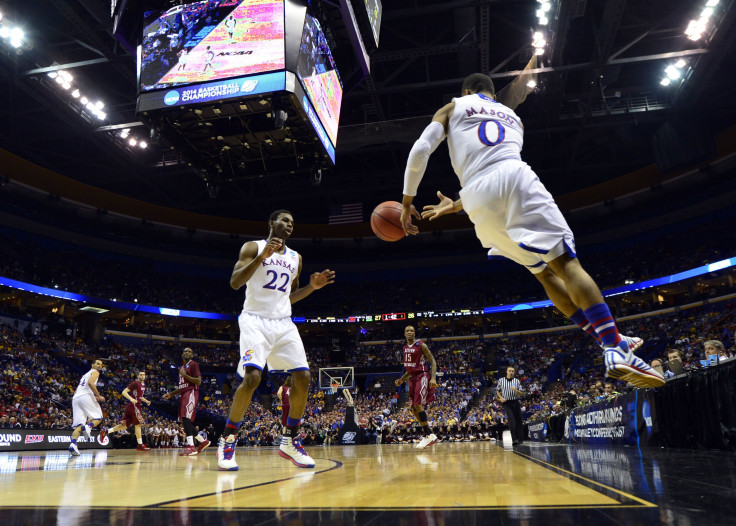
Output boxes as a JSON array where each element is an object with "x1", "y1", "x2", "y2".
[
  {"x1": 401, "y1": 102, "x2": 453, "y2": 235},
  {"x1": 421, "y1": 191, "x2": 463, "y2": 221},
  {"x1": 289, "y1": 255, "x2": 336, "y2": 304},
  {"x1": 163, "y1": 389, "x2": 181, "y2": 400},
  {"x1": 496, "y1": 55, "x2": 538, "y2": 110}
]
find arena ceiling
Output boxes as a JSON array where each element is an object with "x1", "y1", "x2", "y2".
[{"x1": 1, "y1": 0, "x2": 736, "y2": 224}]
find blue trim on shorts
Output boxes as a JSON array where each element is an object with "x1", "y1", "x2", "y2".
[
  {"x1": 526, "y1": 261, "x2": 546, "y2": 268},
  {"x1": 518, "y1": 242, "x2": 549, "y2": 254},
  {"x1": 564, "y1": 240, "x2": 577, "y2": 258},
  {"x1": 237, "y1": 362, "x2": 263, "y2": 379}
]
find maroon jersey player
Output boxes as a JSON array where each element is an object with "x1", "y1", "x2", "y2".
[
  {"x1": 395, "y1": 325, "x2": 440, "y2": 449},
  {"x1": 277, "y1": 376, "x2": 293, "y2": 427},
  {"x1": 164, "y1": 347, "x2": 209, "y2": 456},
  {"x1": 107, "y1": 371, "x2": 152, "y2": 451}
]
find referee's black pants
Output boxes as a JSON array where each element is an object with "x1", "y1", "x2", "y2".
[{"x1": 502, "y1": 399, "x2": 524, "y2": 444}]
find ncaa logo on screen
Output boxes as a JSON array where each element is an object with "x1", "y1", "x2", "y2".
[
  {"x1": 240, "y1": 80, "x2": 258, "y2": 93},
  {"x1": 164, "y1": 90, "x2": 180, "y2": 106}
]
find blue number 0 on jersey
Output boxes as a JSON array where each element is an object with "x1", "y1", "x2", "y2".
[
  {"x1": 263, "y1": 270, "x2": 290, "y2": 292},
  {"x1": 477, "y1": 120, "x2": 506, "y2": 146}
]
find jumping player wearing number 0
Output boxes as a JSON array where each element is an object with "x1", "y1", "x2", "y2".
[
  {"x1": 217, "y1": 210, "x2": 336, "y2": 471},
  {"x1": 399, "y1": 57, "x2": 663, "y2": 389}
]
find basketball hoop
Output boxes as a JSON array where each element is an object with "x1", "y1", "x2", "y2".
[{"x1": 328, "y1": 382, "x2": 339, "y2": 395}]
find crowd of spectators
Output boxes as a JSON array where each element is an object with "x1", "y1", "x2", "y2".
[{"x1": 1, "y1": 297, "x2": 733, "y2": 449}]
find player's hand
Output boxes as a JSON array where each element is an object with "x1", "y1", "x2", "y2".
[
  {"x1": 395, "y1": 379, "x2": 403, "y2": 386},
  {"x1": 310, "y1": 269, "x2": 336, "y2": 289},
  {"x1": 400, "y1": 204, "x2": 421, "y2": 236},
  {"x1": 163, "y1": 393, "x2": 171, "y2": 400},
  {"x1": 421, "y1": 191, "x2": 455, "y2": 221},
  {"x1": 96, "y1": 395, "x2": 105, "y2": 402},
  {"x1": 429, "y1": 379, "x2": 439, "y2": 389},
  {"x1": 261, "y1": 237, "x2": 284, "y2": 258}
]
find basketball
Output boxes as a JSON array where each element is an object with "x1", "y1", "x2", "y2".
[{"x1": 371, "y1": 201, "x2": 405, "y2": 242}]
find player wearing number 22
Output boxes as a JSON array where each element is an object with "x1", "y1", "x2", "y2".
[
  {"x1": 217, "y1": 210, "x2": 336, "y2": 471},
  {"x1": 400, "y1": 64, "x2": 664, "y2": 389}
]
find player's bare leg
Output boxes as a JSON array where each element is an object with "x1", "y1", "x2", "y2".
[
  {"x1": 413, "y1": 404, "x2": 438, "y2": 449},
  {"x1": 278, "y1": 370, "x2": 315, "y2": 467},
  {"x1": 134, "y1": 425, "x2": 150, "y2": 451},
  {"x1": 218, "y1": 367, "x2": 261, "y2": 471},
  {"x1": 544, "y1": 254, "x2": 663, "y2": 387},
  {"x1": 229, "y1": 368, "x2": 262, "y2": 423}
]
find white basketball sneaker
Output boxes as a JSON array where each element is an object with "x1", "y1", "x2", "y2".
[
  {"x1": 600, "y1": 335, "x2": 643, "y2": 353},
  {"x1": 278, "y1": 436, "x2": 315, "y2": 468},
  {"x1": 217, "y1": 435, "x2": 238, "y2": 471},
  {"x1": 415, "y1": 433, "x2": 439, "y2": 449},
  {"x1": 68, "y1": 443, "x2": 80, "y2": 456},
  {"x1": 604, "y1": 341, "x2": 665, "y2": 388}
]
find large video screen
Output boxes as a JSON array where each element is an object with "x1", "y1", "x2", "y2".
[
  {"x1": 296, "y1": 15, "x2": 343, "y2": 148},
  {"x1": 364, "y1": 0, "x2": 382, "y2": 46},
  {"x1": 140, "y1": 0, "x2": 285, "y2": 92}
]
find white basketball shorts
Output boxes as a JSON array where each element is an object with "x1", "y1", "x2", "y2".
[
  {"x1": 237, "y1": 313, "x2": 309, "y2": 377},
  {"x1": 459, "y1": 159, "x2": 576, "y2": 274},
  {"x1": 71, "y1": 394, "x2": 103, "y2": 427}
]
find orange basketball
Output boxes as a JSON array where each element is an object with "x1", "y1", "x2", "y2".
[{"x1": 370, "y1": 201, "x2": 406, "y2": 242}]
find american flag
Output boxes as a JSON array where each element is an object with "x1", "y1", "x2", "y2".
[{"x1": 328, "y1": 203, "x2": 364, "y2": 225}]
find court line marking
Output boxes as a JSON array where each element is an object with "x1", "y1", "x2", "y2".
[
  {"x1": 512, "y1": 449, "x2": 657, "y2": 508},
  {"x1": 147, "y1": 458, "x2": 344, "y2": 508}
]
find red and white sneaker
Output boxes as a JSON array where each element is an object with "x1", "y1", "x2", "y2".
[
  {"x1": 415, "y1": 433, "x2": 439, "y2": 449},
  {"x1": 137, "y1": 444, "x2": 151, "y2": 452},
  {"x1": 196, "y1": 439, "x2": 211, "y2": 454},
  {"x1": 278, "y1": 436, "x2": 315, "y2": 468},
  {"x1": 98, "y1": 427, "x2": 108, "y2": 442},
  {"x1": 605, "y1": 341, "x2": 665, "y2": 388},
  {"x1": 179, "y1": 446, "x2": 198, "y2": 456},
  {"x1": 600, "y1": 335, "x2": 643, "y2": 353}
]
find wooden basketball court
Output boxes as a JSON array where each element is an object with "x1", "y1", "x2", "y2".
[{"x1": 0, "y1": 441, "x2": 731, "y2": 525}]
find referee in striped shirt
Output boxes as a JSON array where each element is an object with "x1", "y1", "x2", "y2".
[{"x1": 495, "y1": 366, "x2": 525, "y2": 445}]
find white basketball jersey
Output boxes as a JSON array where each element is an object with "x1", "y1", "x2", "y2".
[
  {"x1": 447, "y1": 94, "x2": 524, "y2": 187},
  {"x1": 73, "y1": 369, "x2": 96, "y2": 399},
  {"x1": 243, "y1": 239, "x2": 300, "y2": 318}
]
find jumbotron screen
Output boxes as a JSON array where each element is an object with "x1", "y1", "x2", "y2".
[
  {"x1": 296, "y1": 15, "x2": 343, "y2": 148},
  {"x1": 140, "y1": 0, "x2": 285, "y2": 93},
  {"x1": 364, "y1": 0, "x2": 382, "y2": 46}
]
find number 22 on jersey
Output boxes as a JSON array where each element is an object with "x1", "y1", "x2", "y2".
[{"x1": 263, "y1": 269, "x2": 290, "y2": 292}]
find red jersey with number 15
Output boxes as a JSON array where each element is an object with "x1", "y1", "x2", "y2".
[
  {"x1": 403, "y1": 340, "x2": 428, "y2": 375},
  {"x1": 179, "y1": 360, "x2": 201, "y2": 394}
]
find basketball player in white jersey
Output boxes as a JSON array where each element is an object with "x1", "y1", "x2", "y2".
[
  {"x1": 399, "y1": 66, "x2": 664, "y2": 390},
  {"x1": 69, "y1": 358, "x2": 107, "y2": 456},
  {"x1": 216, "y1": 209, "x2": 335, "y2": 471}
]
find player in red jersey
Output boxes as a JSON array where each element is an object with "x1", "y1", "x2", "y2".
[
  {"x1": 164, "y1": 347, "x2": 210, "y2": 456},
  {"x1": 395, "y1": 325, "x2": 439, "y2": 449},
  {"x1": 277, "y1": 376, "x2": 293, "y2": 427},
  {"x1": 107, "y1": 371, "x2": 152, "y2": 451}
]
